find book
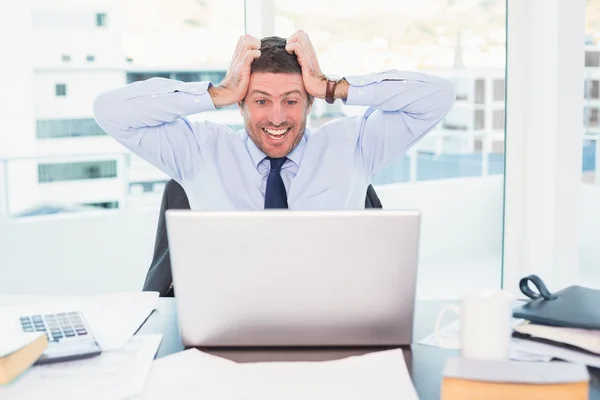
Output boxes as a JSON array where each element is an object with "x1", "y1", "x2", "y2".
[
  {"x1": 514, "y1": 320, "x2": 600, "y2": 355},
  {"x1": 441, "y1": 357, "x2": 589, "y2": 400},
  {"x1": 0, "y1": 332, "x2": 48, "y2": 385}
]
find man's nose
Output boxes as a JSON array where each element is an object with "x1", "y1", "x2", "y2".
[{"x1": 267, "y1": 104, "x2": 286, "y2": 126}]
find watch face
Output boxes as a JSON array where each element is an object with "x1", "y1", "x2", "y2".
[{"x1": 326, "y1": 74, "x2": 341, "y2": 82}]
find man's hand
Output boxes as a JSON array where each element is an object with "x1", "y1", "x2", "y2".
[
  {"x1": 285, "y1": 30, "x2": 328, "y2": 99},
  {"x1": 209, "y1": 34, "x2": 261, "y2": 108},
  {"x1": 285, "y1": 30, "x2": 348, "y2": 100}
]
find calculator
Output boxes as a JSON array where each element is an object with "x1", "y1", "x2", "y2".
[{"x1": 19, "y1": 311, "x2": 102, "y2": 364}]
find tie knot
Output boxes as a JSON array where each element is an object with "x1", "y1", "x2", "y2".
[{"x1": 268, "y1": 157, "x2": 287, "y2": 170}]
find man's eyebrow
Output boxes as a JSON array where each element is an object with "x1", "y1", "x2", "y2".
[
  {"x1": 282, "y1": 90, "x2": 302, "y2": 97},
  {"x1": 249, "y1": 89, "x2": 303, "y2": 97},
  {"x1": 249, "y1": 89, "x2": 272, "y2": 97}
]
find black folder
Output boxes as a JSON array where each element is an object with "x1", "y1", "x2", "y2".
[{"x1": 512, "y1": 275, "x2": 600, "y2": 330}]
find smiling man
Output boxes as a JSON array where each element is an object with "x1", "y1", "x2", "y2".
[{"x1": 93, "y1": 31, "x2": 455, "y2": 210}]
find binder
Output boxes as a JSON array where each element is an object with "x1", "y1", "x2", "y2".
[{"x1": 512, "y1": 275, "x2": 600, "y2": 330}]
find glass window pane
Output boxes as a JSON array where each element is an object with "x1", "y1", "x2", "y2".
[
  {"x1": 493, "y1": 79, "x2": 505, "y2": 102},
  {"x1": 275, "y1": 0, "x2": 507, "y2": 298},
  {"x1": 581, "y1": 5, "x2": 600, "y2": 288}
]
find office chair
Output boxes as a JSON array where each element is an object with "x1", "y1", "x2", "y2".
[{"x1": 142, "y1": 179, "x2": 383, "y2": 297}]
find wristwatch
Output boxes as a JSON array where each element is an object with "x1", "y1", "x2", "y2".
[{"x1": 325, "y1": 74, "x2": 343, "y2": 104}]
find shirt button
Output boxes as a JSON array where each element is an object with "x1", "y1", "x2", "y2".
[
  {"x1": 402, "y1": 80, "x2": 407, "y2": 84},
  {"x1": 151, "y1": 94, "x2": 157, "y2": 98},
  {"x1": 194, "y1": 97, "x2": 202, "y2": 103},
  {"x1": 358, "y1": 90, "x2": 365, "y2": 96}
]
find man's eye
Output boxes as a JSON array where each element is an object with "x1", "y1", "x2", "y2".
[
  {"x1": 287, "y1": 101, "x2": 297, "y2": 105},
  {"x1": 256, "y1": 100, "x2": 266, "y2": 105}
]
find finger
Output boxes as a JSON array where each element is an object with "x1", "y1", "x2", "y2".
[
  {"x1": 287, "y1": 30, "x2": 306, "y2": 44},
  {"x1": 285, "y1": 41, "x2": 301, "y2": 56},
  {"x1": 243, "y1": 49, "x2": 261, "y2": 66},
  {"x1": 242, "y1": 34, "x2": 261, "y2": 50}
]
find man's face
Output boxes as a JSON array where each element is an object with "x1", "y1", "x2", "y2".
[{"x1": 240, "y1": 72, "x2": 312, "y2": 159}]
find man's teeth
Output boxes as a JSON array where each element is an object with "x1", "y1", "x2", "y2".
[{"x1": 263, "y1": 128, "x2": 289, "y2": 136}]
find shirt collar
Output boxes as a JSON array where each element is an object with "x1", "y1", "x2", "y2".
[{"x1": 245, "y1": 130, "x2": 307, "y2": 169}]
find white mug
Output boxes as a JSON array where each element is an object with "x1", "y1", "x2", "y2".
[{"x1": 434, "y1": 289, "x2": 514, "y2": 361}]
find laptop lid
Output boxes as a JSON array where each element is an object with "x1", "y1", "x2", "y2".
[{"x1": 166, "y1": 210, "x2": 420, "y2": 347}]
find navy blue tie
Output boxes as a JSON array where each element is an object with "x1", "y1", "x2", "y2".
[{"x1": 264, "y1": 157, "x2": 288, "y2": 209}]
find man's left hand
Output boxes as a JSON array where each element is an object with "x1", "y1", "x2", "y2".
[{"x1": 285, "y1": 30, "x2": 327, "y2": 99}]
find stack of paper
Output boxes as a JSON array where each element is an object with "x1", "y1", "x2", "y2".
[
  {"x1": 133, "y1": 347, "x2": 418, "y2": 400},
  {"x1": 419, "y1": 318, "x2": 600, "y2": 368},
  {"x1": 0, "y1": 334, "x2": 163, "y2": 400}
]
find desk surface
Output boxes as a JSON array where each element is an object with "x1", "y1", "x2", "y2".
[{"x1": 138, "y1": 299, "x2": 600, "y2": 399}]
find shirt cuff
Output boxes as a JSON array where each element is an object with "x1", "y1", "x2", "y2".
[
  {"x1": 173, "y1": 81, "x2": 217, "y2": 112},
  {"x1": 343, "y1": 73, "x2": 379, "y2": 106}
]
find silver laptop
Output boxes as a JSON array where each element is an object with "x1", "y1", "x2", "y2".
[{"x1": 165, "y1": 210, "x2": 421, "y2": 347}]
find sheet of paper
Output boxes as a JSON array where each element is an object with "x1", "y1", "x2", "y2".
[
  {"x1": 0, "y1": 292, "x2": 159, "y2": 351},
  {"x1": 135, "y1": 347, "x2": 418, "y2": 400},
  {"x1": 418, "y1": 319, "x2": 553, "y2": 362},
  {"x1": 0, "y1": 334, "x2": 162, "y2": 400},
  {"x1": 510, "y1": 336, "x2": 600, "y2": 368},
  {"x1": 132, "y1": 349, "x2": 241, "y2": 400}
]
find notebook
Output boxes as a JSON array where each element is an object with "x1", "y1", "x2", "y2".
[{"x1": 513, "y1": 320, "x2": 600, "y2": 355}]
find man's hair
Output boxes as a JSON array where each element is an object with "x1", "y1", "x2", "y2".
[
  {"x1": 246, "y1": 36, "x2": 313, "y2": 104},
  {"x1": 251, "y1": 36, "x2": 302, "y2": 75}
]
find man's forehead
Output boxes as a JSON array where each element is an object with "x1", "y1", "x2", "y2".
[{"x1": 248, "y1": 73, "x2": 305, "y2": 97}]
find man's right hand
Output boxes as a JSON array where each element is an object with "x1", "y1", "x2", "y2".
[{"x1": 208, "y1": 34, "x2": 261, "y2": 108}]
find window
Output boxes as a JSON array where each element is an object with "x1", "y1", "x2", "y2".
[
  {"x1": 492, "y1": 109, "x2": 505, "y2": 130},
  {"x1": 473, "y1": 109, "x2": 485, "y2": 130},
  {"x1": 36, "y1": 118, "x2": 106, "y2": 139},
  {"x1": 55, "y1": 83, "x2": 67, "y2": 97},
  {"x1": 451, "y1": 78, "x2": 469, "y2": 101},
  {"x1": 84, "y1": 201, "x2": 118, "y2": 209},
  {"x1": 474, "y1": 79, "x2": 485, "y2": 104},
  {"x1": 585, "y1": 107, "x2": 600, "y2": 127},
  {"x1": 62, "y1": 55, "x2": 71, "y2": 62},
  {"x1": 86, "y1": 55, "x2": 95, "y2": 62},
  {"x1": 493, "y1": 79, "x2": 505, "y2": 102},
  {"x1": 126, "y1": 71, "x2": 226, "y2": 85},
  {"x1": 580, "y1": 5, "x2": 600, "y2": 288},
  {"x1": 585, "y1": 50, "x2": 599, "y2": 67},
  {"x1": 585, "y1": 79, "x2": 600, "y2": 100},
  {"x1": 129, "y1": 181, "x2": 168, "y2": 193},
  {"x1": 275, "y1": 0, "x2": 506, "y2": 299},
  {"x1": 95, "y1": 13, "x2": 106, "y2": 27},
  {"x1": 38, "y1": 161, "x2": 117, "y2": 183}
]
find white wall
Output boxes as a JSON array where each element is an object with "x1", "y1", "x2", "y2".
[
  {"x1": 0, "y1": 209, "x2": 159, "y2": 296},
  {"x1": 34, "y1": 70, "x2": 126, "y2": 119},
  {"x1": 31, "y1": 0, "x2": 124, "y2": 68}
]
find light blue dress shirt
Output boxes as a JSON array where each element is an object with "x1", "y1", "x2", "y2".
[{"x1": 93, "y1": 70, "x2": 455, "y2": 210}]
